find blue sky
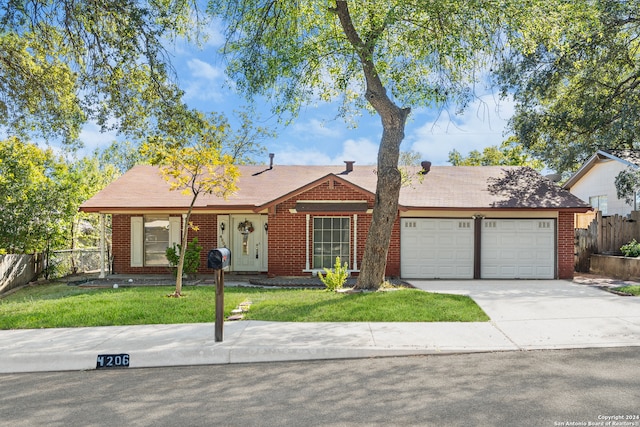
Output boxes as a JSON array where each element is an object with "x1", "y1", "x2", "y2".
[{"x1": 79, "y1": 20, "x2": 514, "y2": 167}]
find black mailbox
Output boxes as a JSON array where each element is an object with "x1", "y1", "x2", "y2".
[{"x1": 208, "y1": 248, "x2": 231, "y2": 270}]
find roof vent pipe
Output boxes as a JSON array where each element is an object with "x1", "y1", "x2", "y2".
[
  {"x1": 269, "y1": 153, "x2": 274, "y2": 169},
  {"x1": 420, "y1": 161, "x2": 432, "y2": 175},
  {"x1": 344, "y1": 160, "x2": 355, "y2": 173}
]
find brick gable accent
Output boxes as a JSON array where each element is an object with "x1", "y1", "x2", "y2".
[{"x1": 266, "y1": 178, "x2": 401, "y2": 277}]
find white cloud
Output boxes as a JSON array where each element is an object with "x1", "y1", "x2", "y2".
[
  {"x1": 188, "y1": 58, "x2": 223, "y2": 80},
  {"x1": 271, "y1": 137, "x2": 379, "y2": 166},
  {"x1": 334, "y1": 138, "x2": 378, "y2": 165},
  {"x1": 292, "y1": 118, "x2": 343, "y2": 139},
  {"x1": 274, "y1": 146, "x2": 333, "y2": 165},
  {"x1": 407, "y1": 95, "x2": 514, "y2": 165},
  {"x1": 183, "y1": 58, "x2": 226, "y2": 101}
]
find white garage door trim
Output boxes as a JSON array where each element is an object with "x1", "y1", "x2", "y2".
[
  {"x1": 401, "y1": 218, "x2": 474, "y2": 279},
  {"x1": 481, "y1": 219, "x2": 556, "y2": 279}
]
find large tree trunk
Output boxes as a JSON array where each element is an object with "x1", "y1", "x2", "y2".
[
  {"x1": 334, "y1": 1, "x2": 410, "y2": 289},
  {"x1": 355, "y1": 107, "x2": 408, "y2": 289}
]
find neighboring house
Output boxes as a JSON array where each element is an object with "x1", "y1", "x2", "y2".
[
  {"x1": 80, "y1": 161, "x2": 590, "y2": 280},
  {"x1": 563, "y1": 149, "x2": 640, "y2": 217}
]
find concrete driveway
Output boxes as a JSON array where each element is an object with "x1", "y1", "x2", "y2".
[{"x1": 409, "y1": 279, "x2": 640, "y2": 350}]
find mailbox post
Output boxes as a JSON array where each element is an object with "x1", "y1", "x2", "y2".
[{"x1": 208, "y1": 248, "x2": 231, "y2": 342}]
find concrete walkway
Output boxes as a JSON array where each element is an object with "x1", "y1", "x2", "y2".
[{"x1": 1, "y1": 279, "x2": 639, "y2": 374}]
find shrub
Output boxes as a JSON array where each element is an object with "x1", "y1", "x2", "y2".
[
  {"x1": 318, "y1": 256, "x2": 349, "y2": 291},
  {"x1": 620, "y1": 239, "x2": 640, "y2": 257},
  {"x1": 166, "y1": 237, "x2": 203, "y2": 277}
]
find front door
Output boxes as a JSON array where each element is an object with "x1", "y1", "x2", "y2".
[{"x1": 231, "y1": 215, "x2": 267, "y2": 272}]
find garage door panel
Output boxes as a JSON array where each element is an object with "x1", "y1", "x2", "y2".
[
  {"x1": 401, "y1": 219, "x2": 474, "y2": 279},
  {"x1": 481, "y1": 219, "x2": 555, "y2": 279}
]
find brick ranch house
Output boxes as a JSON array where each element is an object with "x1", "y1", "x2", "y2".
[{"x1": 80, "y1": 161, "x2": 590, "y2": 280}]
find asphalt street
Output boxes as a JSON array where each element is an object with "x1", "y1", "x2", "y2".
[{"x1": 1, "y1": 347, "x2": 639, "y2": 427}]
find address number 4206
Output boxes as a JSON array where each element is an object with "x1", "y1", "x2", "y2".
[{"x1": 96, "y1": 354, "x2": 130, "y2": 369}]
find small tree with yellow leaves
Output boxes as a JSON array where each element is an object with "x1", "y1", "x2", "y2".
[{"x1": 144, "y1": 113, "x2": 239, "y2": 297}]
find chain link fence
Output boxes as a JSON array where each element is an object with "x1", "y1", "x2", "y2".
[{"x1": 47, "y1": 248, "x2": 105, "y2": 279}]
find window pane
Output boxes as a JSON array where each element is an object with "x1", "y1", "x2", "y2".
[
  {"x1": 144, "y1": 216, "x2": 170, "y2": 266},
  {"x1": 600, "y1": 197, "x2": 608, "y2": 215},
  {"x1": 313, "y1": 255, "x2": 322, "y2": 267},
  {"x1": 323, "y1": 256, "x2": 332, "y2": 268},
  {"x1": 341, "y1": 243, "x2": 349, "y2": 256}
]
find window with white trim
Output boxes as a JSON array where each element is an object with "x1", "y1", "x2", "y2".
[
  {"x1": 313, "y1": 217, "x2": 350, "y2": 269},
  {"x1": 131, "y1": 216, "x2": 180, "y2": 267}
]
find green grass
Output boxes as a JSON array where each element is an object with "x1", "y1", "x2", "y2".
[
  {"x1": 614, "y1": 285, "x2": 640, "y2": 296},
  {"x1": 241, "y1": 289, "x2": 487, "y2": 322},
  {"x1": 0, "y1": 283, "x2": 489, "y2": 329}
]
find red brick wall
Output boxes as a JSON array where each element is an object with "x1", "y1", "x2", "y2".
[
  {"x1": 558, "y1": 211, "x2": 575, "y2": 279},
  {"x1": 387, "y1": 218, "x2": 401, "y2": 277},
  {"x1": 111, "y1": 214, "x2": 132, "y2": 274},
  {"x1": 187, "y1": 213, "x2": 218, "y2": 274}
]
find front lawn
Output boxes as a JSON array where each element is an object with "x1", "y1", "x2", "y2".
[{"x1": 0, "y1": 283, "x2": 489, "y2": 329}]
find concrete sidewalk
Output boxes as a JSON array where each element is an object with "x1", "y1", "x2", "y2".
[{"x1": 1, "y1": 279, "x2": 639, "y2": 374}]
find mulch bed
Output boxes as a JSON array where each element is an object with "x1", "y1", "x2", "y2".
[{"x1": 68, "y1": 274, "x2": 412, "y2": 289}]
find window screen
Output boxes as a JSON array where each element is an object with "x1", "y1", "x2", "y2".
[{"x1": 313, "y1": 217, "x2": 350, "y2": 269}]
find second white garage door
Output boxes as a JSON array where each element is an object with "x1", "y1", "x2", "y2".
[
  {"x1": 481, "y1": 219, "x2": 555, "y2": 279},
  {"x1": 401, "y1": 218, "x2": 475, "y2": 279}
]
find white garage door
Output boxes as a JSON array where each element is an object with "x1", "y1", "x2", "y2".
[
  {"x1": 401, "y1": 219, "x2": 474, "y2": 279},
  {"x1": 481, "y1": 219, "x2": 555, "y2": 279}
]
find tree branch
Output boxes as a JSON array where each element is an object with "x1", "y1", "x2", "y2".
[{"x1": 332, "y1": 1, "x2": 409, "y2": 123}]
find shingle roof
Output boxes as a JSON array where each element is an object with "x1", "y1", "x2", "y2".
[
  {"x1": 603, "y1": 149, "x2": 640, "y2": 166},
  {"x1": 80, "y1": 164, "x2": 590, "y2": 212}
]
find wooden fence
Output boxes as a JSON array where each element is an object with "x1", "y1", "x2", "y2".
[
  {"x1": 0, "y1": 254, "x2": 43, "y2": 294},
  {"x1": 574, "y1": 211, "x2": 640, "y2": 272}
]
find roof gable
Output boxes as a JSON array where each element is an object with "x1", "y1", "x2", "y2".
[
  {"x1": 254, "y1": 173, "x2": 375, "y2": 211},
  {"x1": 563, "y1": 149, "x2": 640, "y2": 190}
]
